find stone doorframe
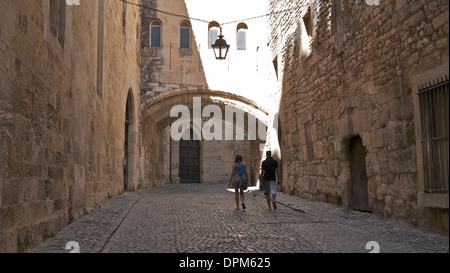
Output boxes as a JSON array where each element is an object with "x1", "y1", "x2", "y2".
[{"x1": 125, "y1": 88, "x2": 138, "y2": 191}]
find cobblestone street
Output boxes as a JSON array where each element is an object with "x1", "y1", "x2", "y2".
[{"x1": 31, "y1": 183, "x2": 449, "y2": 254}]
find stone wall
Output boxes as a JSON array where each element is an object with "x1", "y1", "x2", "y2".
[
  {"x1": 0, "y1": 0, "x2": 141, "y2": 252},
  {"x1": 140, "y1": 0, "x2": 208, "y2": 108},
  {"x1": 269, "y1": 0, "x2": 448, "y2": 234}
]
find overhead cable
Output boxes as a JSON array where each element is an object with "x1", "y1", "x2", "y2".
[{"x1": 119, "y1": 0, "x2": 298, "y2": 26}]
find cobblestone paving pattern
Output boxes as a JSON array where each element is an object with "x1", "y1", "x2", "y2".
[{"x1": 31, "y1": 183, "x2": 449, "y2": 253}]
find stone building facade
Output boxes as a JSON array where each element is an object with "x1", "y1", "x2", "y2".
[
  {"x1": 0, "y1": 0, "x2": 142, "y2": 252},
  {"x1": 268, "y1": 0, "x2": 449, "y2": 234},
  {"x1": 139, "y1": 0, "x2": 272, "y2": 187}
]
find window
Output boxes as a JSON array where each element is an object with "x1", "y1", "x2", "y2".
[
  {"x1": 299, "y1": 6, "x2": 314, "y2": 58},
  {"x1": 150, "y1": 20, "x2": 162, "y2": 47},
  {"x1": 180, "y1": 22, "x2": 191, "y2": 49},
  {"x1": 209, "y1": 21, "x2": 220, "y2": 49},
  {"x1": 332, "y1": 0, "x2": 345, "y2": 54},
  {"x1": 272, "y1": 56, "x2": 278, "y2": 80},
  {"x1": 417, "y1": 74, "x2": 449, "y2": 193},
  {"x1": 236, "y1": 23, "x2": 247, "y2": 51},
  {"x1": 412, "y1": 63, "x2": 449, "y2": 208},
  {"x1": 97, "y1": 0, "x2": 105, "y2": 98},
  {"x1": 122, "y1": 1, "x2": 127, "y2": 33},
  {"x1": 303, "y1": 7, "x2": 312, "y2": 37},
  {"x1": 50, "y1": 0, "x2": 66, "y2": 46}
]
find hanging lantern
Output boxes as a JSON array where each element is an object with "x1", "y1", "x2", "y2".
[{"x1": 211, "y1": 27, "x2": 230, "y2": 60}]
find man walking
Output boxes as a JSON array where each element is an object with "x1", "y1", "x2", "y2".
[{"x1": 261, "y1": 151, "x2": 281, "y2": 210}]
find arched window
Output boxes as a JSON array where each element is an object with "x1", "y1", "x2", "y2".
[
  {"x1": 237, "y1": 23, "x2": 248, "y2": 50},
  {"x1": 208, "y1": 21, "x2": 220, "y2": 49},
  {"x1": 180, "y1": 22, "x2": 191, "y2": 49},
  {"x1": 150, "y1": 20, "x2": 162, "y2": 47}
]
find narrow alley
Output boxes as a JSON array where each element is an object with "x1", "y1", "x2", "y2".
[{"x1": 1, "y1": 0, "x2": 448, "y2": 256}]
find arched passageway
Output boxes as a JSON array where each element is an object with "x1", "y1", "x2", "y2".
[{"x1": 140, "y1": 90, "x2": 269, "y2": 188}]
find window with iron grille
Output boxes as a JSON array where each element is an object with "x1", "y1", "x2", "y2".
[{"x1": 417, "y1": 74, "x2": 449, "y2": 193}]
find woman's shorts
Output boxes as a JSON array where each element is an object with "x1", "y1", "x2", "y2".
[{"x1": 264, "y1": 180, "x2": 277, "y2": 196}]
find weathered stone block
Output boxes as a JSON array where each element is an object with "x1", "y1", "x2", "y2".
[
  {"x1": 352, "y1": 110, "x2": 367, "y2": 134},
  {"x1": 432, "y1": 10, "x2": 449, "y2": 29},
  {"x1": 361, "y1": 131, "x2": 371, "y2": 147},
  {"x1": 313, "y1": 141, "x2": 323, "y2": 159},
  {"x1": 395, "y1": 0, "x2": 407, "y2": 11},
  {"x1": 0, "y1": 76, "x2": 12, "y2": 103},
  {"x1": 0, "y1": 0, "x2": 15, "y2": 36},
  {"x1": 371, "y1": 129, "x2": 385, "y2": 148},
  {"x1": 375, "y1": 77, "x2": 403, "y2": 104},
  {"x1": 408, "y1": 10, "x2": 425, "y2": 27},
  {"x1": 334, "y1": 139, "x2": 345, "y2": 160},
  {"x1": 334, "y1": 118, "x2": 346, "y2": 138},
  {"x1": 11, "y1": 84, "x2": 33, "y2": 120}
]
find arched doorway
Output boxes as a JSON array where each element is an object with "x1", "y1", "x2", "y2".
[
  {"x1": 124, "y1": 89, "x2": 136, "y2": 191},
  {"x1": 179, "y1": 129, "x2": 200, "y2": 183}
]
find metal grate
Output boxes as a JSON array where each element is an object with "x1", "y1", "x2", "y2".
[{"x1": 417, "y1": 75, "x2": 449, "y2": 193}]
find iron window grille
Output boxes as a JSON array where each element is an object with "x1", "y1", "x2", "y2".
[{"x1": 417, "y1": 75, "x2": 449, "y2": 193}]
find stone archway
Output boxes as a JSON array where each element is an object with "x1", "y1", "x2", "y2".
[{"x1": 140, "y1": 89, "x2": 269, "y2": 188}]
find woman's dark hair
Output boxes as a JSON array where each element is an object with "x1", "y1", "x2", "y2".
[{"x1": 234, "y1": 153, "x2": 243, "y2": 163}]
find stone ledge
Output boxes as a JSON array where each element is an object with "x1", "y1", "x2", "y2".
[{"x1": 417, "y1": 192, "x2": 449, "y2": 209}]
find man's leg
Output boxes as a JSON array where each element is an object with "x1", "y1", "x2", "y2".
[
  {"x1": 271, "y1": 181, "x2": 277, "y2": 210},
  {"x1": 264, "y1": 181, "x2": 271, "y2": 210}
]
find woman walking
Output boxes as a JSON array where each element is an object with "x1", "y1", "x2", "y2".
[{"x1": 229, "y1": 153, "x2": 248, "y2": 210}]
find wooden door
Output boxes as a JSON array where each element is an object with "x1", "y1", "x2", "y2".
[
  {"x1": 179, "y1": 130, "x2": 200, "y2": 183},
  {"x1": 350, "y1": 136, "x2": 370, "y2": 212}
]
